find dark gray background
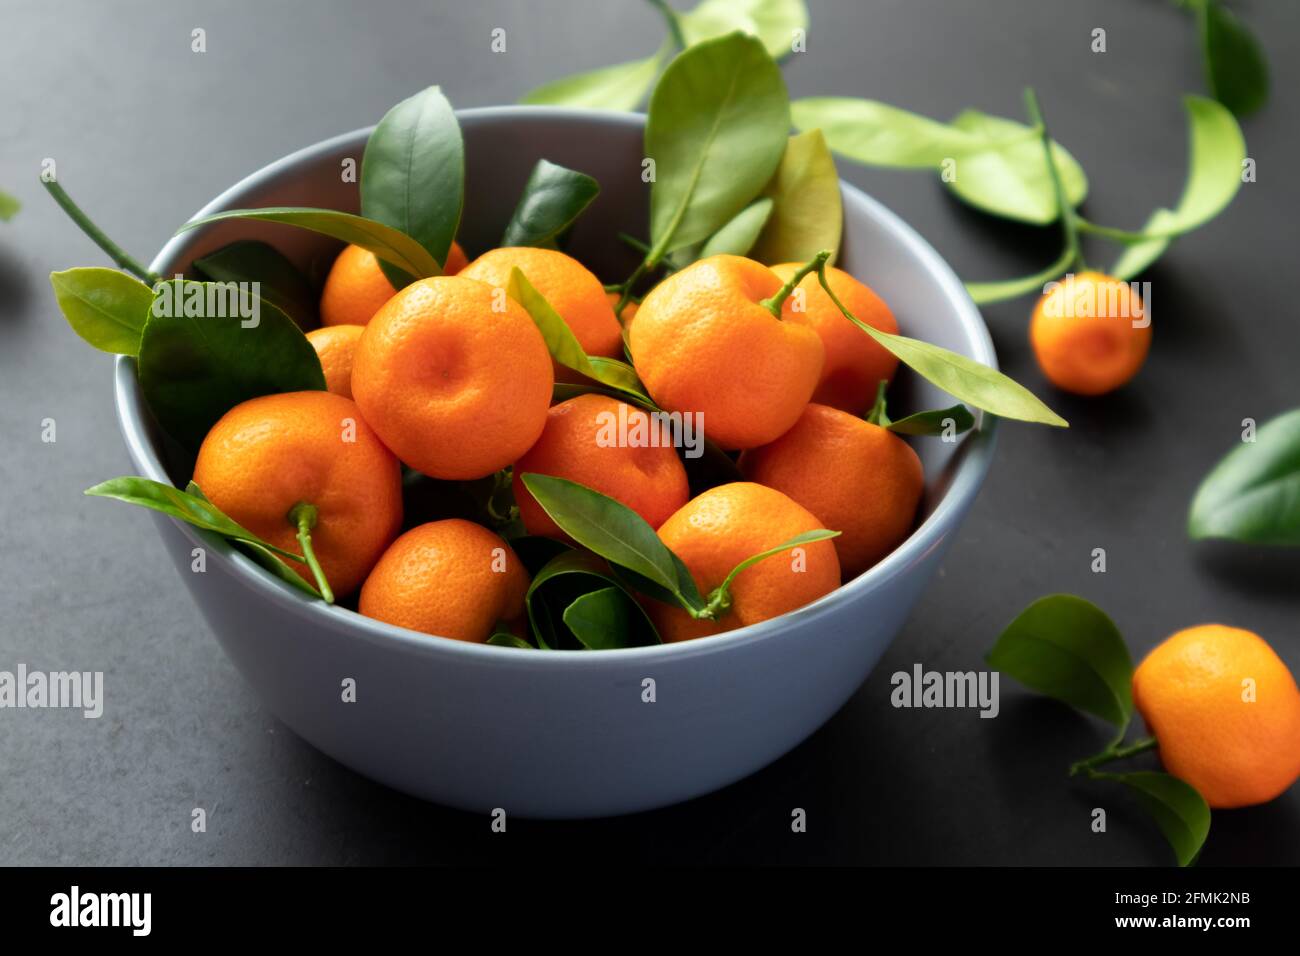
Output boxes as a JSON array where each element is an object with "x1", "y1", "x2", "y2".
[{"x1": 2, "y1": 0, "x2": 1297, "y2": 865}]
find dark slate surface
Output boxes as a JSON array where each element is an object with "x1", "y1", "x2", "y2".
[{"x1": 1, "y1": 0, "x2": 1296, "y2": 864}]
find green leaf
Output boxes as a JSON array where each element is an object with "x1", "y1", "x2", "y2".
[
  {"x1": 680, "y1": 0, "x2": 808, "y2": 61},
  {"x1": 501, "y1": 159, "x2": 600, "y2": 249},
  {"x1": 792, "y1": 97, "x2": 981, "y2": 168},
  {"x1": 525, "y1": 549, "x2": 660, "y2": 649},
  {"x1": 645, "y1": 32, "x2": 790, "y2": 259},
  {"x1": 749, "y1": 129, "x2": 842, "y2": 264},
  {"x1": 885, "y1": 404, "x2": 975, "y2": 437},
  {"x1": 1200, "y1": 0, "x2": 1269, "y2": 117},
  {"x1": 487, "y1": 632, "x2": 534, "y2": 649},
  {"x1": 507, "y1": 268, "x2": 652, "y2": 402},
  {"x1": 607, "y1": 551, "x2": 706, "y2": 613},
  {"x1": 699, "y1": 197, "x2": 773, "y2": 258},
  {"x1": 965, "y1": 244, "x2": 1075, "y2": 305},
  {"x1": 192, "y1": 240, "x2": 318, "y2": 330},
  {"x1": 1098, "y1": 770, "x2": 1211, "y2": 867},
  {"x1": 1109, "y1": 209, "x2": 1178, "y2": 282},
  {"x1": 817, "y1": 270, "x2": 1066, "y2": 424},
  {"x1": 563, "y1": 587, "x2": 636, "y2": 651},
  {"x1": 0, "y1": 188, "x2": 19, "y2": 221},
  {"x1": 1151, "y1": 96, "x2": 1245, "y2": 236},
  {"x1": 1096, "y1": 96, "x2": 1245, "y2": 260},
  {"x1": 520, "y1": 473, "x2": 702, "y2": 612},
  {"x1": 521, "y1": 49, "x2": 666, "y2": 110},
  {"x1": 943, "y1": 110, "x2": 1088, "y2": 224},
  {"x1": 361, "y1": 85, "x2": 463, "y2": 288},
  {"x1": 845, "y1": 317, "x2": 1066, "y2": 427},
  {"x1": 178, "y1": 208, "x2": 440, "y2": 283},
  {"x1": 86, "y1": 477, "x2": 305, "y2": 563},
  {"x1": 987, "y1": 594, "x2": 1134, "y2": 728},
  {"x1": 137, "y1": 279, "x2": 326, "y2": 449},
  {"x1": 1188, "y1": 407, "x2": 1300, "y2": 546},
  {"x1": 48, "y1": 267, "x2": 154, "y2": 355}
]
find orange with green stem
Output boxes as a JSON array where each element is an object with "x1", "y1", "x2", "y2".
[
  {"x1": 192, "y1": 390, "x2": 403, "y2": 601},
  {"x1": 1021, "y1": 89, "x2": 1153, "y2": 396}
]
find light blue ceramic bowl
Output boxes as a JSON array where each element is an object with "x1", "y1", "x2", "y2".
[{"x1": 114, "y1": 107, "x2": 997, "y2": 818}]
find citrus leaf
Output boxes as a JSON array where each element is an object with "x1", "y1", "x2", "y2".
[
  {"x1": 137, "y1": 279, "x2": 325, "y2": 450},
  {"x1": 1096, "y1": 770, "x2": 1211, "y2": 868},
  {"x1": 680, "y1": 0, "x2": 808, "y2": 61},
  {"x1": 1200, "y1": 0, "x2": 1269, "y2": 117},
  {"x1": 750, "y1": 129, "x2": 842, "y2": 264},
  {"x1": 361, "y1": 85, "x2": 463, "y2": 287},
  {"x1": 178, "y1": 208, "x2": 440, "y2": 283},
  {"x1": 699, "y1": 197, "x2": 773, "y2": 258},
  {"x1": 844, "y1": 317, "x2": 1066, "y2": 427},
  {"x1": 501, "y1": 159, "x2": 600, "y2": 249},
  {"x1": 965, "y1": 244, "x2": 1075, "y2": 305},
  {"x1": 521, "y1": 50, "x2": 666, "y2": 110},
  {"x1": 508, "y1": 267, "x2": 652, "y2": 402},
  {"x1": 646, "y1": 32, "x2": 790, "y2": 259},
  {"x1": 525, "y1": 549, "x2": 660, "y2": 649},
  {"x1": 607, "y1": 551, "x2": 706, "y2": 614},
  {"x1": 520, "y1": 473, "x2": 697, "y2": 611},
  {"x1": 1188, "y1": 407, "x2": 1300, "y2": 546},
  {"x1": 885, "y1": 404, "x2": 975, "y2": 437},
  {"x1": 987, "y1": 594, "x2": 1134, "y2": 728},
  {"x1": 49, "y1": 267, "x2": 153, "y2": 355},
  {"x1": 1141, "y1": 96, "x2": 1245, "y2": 238},
  {"x1": 192, "y1": 240, "x2": 318, "y2": 330},
  {"x1": 792, "y1": 97, "x2": 980, "y2": 168},
  {"x1": 943, "y1": 110, "x2": 1088, "y2": 224},
  {"x1": 1093, "y1": 96, "x2": 1245, "y2": 253},
  {"x1": 563, "y1": 587, "x2": 636, "y2": 651},
  {"x1": 85, "y1": 477, "x2": 305, "y2": 563}
]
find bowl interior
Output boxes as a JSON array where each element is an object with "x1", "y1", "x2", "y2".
[{"x1": 118, "y1": 106, "x2": 997, "y2": 650}]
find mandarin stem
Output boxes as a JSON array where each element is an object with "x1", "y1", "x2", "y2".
[
  {"x1": 648, "y1": 0, "x2": 688, "y2": 50},
  {"x1": 1069, "y1": 736, "x2": 1158, "y2": 777},
  {"x1": 758, "y1": 249, "x2": 831, "y2": 317},
  {"x1": 288, "y1": 502, "x2": 334, "y2": 605},
  {"x1": 1022, "y1": 88, "x2": 1087, "y2": 273},
  {"x1": 43, "y1": 180, "x2": 160, "y2": 284},
  {"x1": 866, "y1": 380, "x2": 891, "y2": 426}
]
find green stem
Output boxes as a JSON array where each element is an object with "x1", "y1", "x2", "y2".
[
  {"x1": 287, "y1": 502, "x2": 334, "y2": 605},
  {"x1": 693, "y1": 529, "x2": 839, "y2": 621},
  {"x1": 865, "y1": 380, "x2": 891, "y2": 426},
  {"x1": 617, "y1": 232, "x2": 652, "y2": 257},
  {"x1": 1075, "y1": 218, "x2": 1184, "y2": 245},
  {"x1": 758, "y1": 250, "x2": 831, "y2": 317},
  {"x1": 648, "y1": 0, "x2": 688, "y2": 51},
  {"x1": 43, "y1": 180, "x2": 160, "y2": 284},
  {"x1": 613, "y1": 259, "x2": 649, "y2": 319},
  {"x1": 1069, "y1": 736, "x2": 1158, "y2": 777},
  {"x1": 1022, "y1": 88, "x2": 1087, "y2": 273}
]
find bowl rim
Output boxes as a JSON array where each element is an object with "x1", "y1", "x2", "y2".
[{"x1": 114, "y1": 103, "x2": 999, "y2": 666}]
